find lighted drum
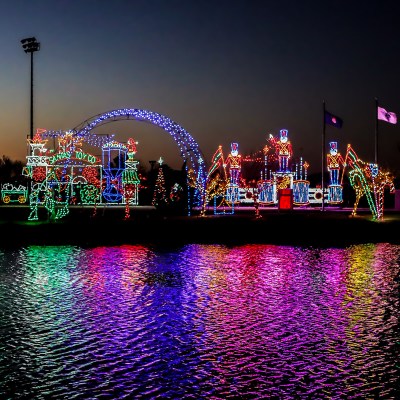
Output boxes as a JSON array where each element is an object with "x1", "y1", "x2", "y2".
[
  {"x1": 293, "y1": 180, "x2": 310, "y2": 205},
  {"x1": 328, "y1": 185, "x2": 343, "y2": 204},
  {"x1": 226, "y1": 185, "x2": 240, "y2": 204},
  {"x1": 257, "y1": 181, "x2": 274, "y2": 204}
]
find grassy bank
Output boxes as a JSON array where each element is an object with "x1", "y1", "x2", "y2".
[{"x1": 1, "y1": 205, "x2": 399, "y2": 248}]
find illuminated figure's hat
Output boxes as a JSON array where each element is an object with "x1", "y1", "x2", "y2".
[
  {"x1": 127, "y1": 138, "x2": 138, "y2": 155},
  {"x1": 280, "y1": 129, "x2": 288, "y2": 139},
  {"x1": 329, "y1": 141, "x2": 338, "y2": 151},
  {"x1": 230, "y1": 142, "x2": 239, "y2": 155}
]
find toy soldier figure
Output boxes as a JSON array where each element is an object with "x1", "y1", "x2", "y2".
[
  {"x1": 224, "y1": 142, "x2": 242, "y2": 186},
  {"x1": 276, "y1": 129, "x2": 292, "y2": 172},
  {"x1": 327, "y1": 141, "x2": 345, "y2": 185}
]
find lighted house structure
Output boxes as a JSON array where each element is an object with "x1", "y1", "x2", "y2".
[
  {"x1": 102, "y1": 140, "x2": 128, "y2": 203},
  {"x1": 22, "y1": 130, "x2": 141, "y2": 220}
]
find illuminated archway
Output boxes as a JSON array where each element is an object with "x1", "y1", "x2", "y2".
[{"x1": 71, "y1": 108, "x2": 207, "y2": 187}]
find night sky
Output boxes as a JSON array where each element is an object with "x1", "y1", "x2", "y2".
[{"x1": 1, "y1": 0, "x2": 400, "y2": 174}]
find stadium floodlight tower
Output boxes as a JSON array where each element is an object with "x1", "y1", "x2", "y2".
[{"x1": 21, "y1": 37, "x2": 40, "y2": 141}]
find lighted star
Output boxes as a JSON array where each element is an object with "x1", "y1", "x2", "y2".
[{"x1": 28, "y1": 131, "x2": 48, "y2": 154}]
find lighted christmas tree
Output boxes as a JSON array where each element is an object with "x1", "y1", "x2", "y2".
[{"x1": 152, "y1": 157, "x2": 168, "y2": 207}]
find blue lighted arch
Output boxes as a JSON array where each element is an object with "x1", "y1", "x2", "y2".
[{"x1": 71, "y1": 108, "x2": 207, "y2": 186}]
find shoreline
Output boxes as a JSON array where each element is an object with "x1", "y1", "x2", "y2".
[{"x1": 1, "y1": 205, "x2": 400, "y2": 248}]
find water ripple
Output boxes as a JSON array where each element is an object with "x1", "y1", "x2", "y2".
[{"x1": 0, "y1": 243, "x2": 398, "y2": 399}]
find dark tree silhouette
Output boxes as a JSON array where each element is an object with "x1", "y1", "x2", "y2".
[{"x1": 0, "y1": 156, "x2": 26, "y2": 184}]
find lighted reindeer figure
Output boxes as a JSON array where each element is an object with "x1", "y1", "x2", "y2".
[
  {"x1": 344, "y1": 144, "x2": 395, "y2": 220},
  {"x1": 369, "y1": 166, "x2": 395, "y2": 220}
]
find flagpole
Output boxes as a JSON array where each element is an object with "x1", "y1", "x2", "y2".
[
  {"x1": 322, "y1": 100, "x2": 326, "y2": 211},
  {"x1": 375, "y1": 97, "x2": 378, "y2": 165}
]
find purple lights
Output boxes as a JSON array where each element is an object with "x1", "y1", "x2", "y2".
[
  {"x1": 71, "y1": 108, "x2": 207, "y2": 187},
  {"x1": 0, "y1": 243, "x2": 398, "y2": 398}
]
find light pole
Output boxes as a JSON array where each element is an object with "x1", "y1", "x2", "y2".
[{"x1": 21, "y1": 37, "x2": 40, "y2": 141}]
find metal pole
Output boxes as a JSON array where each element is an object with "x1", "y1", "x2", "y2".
[
  {"x1": 375, "y1": 97, "x2": 378, "y2": 165},
  {"x1": 30, "y1": 51, "x2": 34, "y2": 140},
  {"x1": 21, "y1": 37, "x2": 40, "y2": 140},
  {"x1": 322, "y1": 101, "x2": 326, "y2": 211}
]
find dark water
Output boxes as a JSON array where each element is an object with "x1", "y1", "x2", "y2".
[{"x1": 0, "y1": 243, "x2": 399, "y2": 399}]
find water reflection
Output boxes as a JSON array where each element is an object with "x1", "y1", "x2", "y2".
[{"x1": 0, "y1": 243, "x2": 398, "y2": 399}]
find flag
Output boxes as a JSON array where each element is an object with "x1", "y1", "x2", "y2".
[
  {"x1": 377, "y1": 106, "x2": 397, "y2": 124},
  {"x1": 324, "y1": 110, "x2": 343, "y2": 128}
]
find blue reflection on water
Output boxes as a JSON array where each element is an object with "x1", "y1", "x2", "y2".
[{"x1": 0, "y1": 243, "x2": 398, "y2": 399}]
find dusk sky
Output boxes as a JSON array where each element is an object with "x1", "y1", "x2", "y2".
[{"x1": 1, "y1": 0, "x2": 400, "y2": 174}]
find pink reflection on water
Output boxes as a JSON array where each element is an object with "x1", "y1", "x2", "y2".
[
  {"x1": 175, "y1": 243, "x2": 398, "y2": 397},
  {"x1": 13, "y1": 242, "x2": 396, "y2": 398}
]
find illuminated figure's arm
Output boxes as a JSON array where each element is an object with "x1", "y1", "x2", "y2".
[
  {"x1": 288, "y1": 142, "x2": 293, "y2": 158},
  {"x1": 208, "y1": 146, "x2": 225, "y2": 180}
]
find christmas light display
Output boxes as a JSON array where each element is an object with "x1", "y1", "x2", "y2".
[
  {"x1": 206, "y1": 146, "x2": 230, "y2": 214},
  {"x1": 28, "y1": 169, "x2": 71, "y2": 221},
  {"x1": 344, "y1": 144, "x2": 395, "y2": 220},
  {"x1": 207, "y1": 145, "x2": 226, "y2": 178},
  {"x1": 276, "y1": 129, "x2": 293, "y2": 172},
  {"x1": 199, "y1": 132, "x2": 312, "y2": 210},
  {"x1": 22, "y1": 129, "x2": 151, "y2": 220},
  {"x1": 271, "y1": 172, "x2": 293, "y2": 201},
  {"x1": 187, "y1": 145, "x2": 229, "y2": 215},
  {"x1": 122, "y1": 138, "x2": 141, "y2": 219},
  {"x1": 255, "y1": 138, "x2": 276, "y2": 205},
  {"x1": 71, "y1": 108, "x2": 208, "y2": 211},
  {"x1": 169, "y1": 183, "x2": 183, "y2": 202},
  {"x1": 253, "y1": 191, "x2": 262, "y2": 218},
  {"x1": 205, "y1": 135, "x2": 309, "y2": 214},
  {"x1": 327, "y1": 141, "x2": 345, "y2": 204},
  {"x1": 152, "y1": 157, "x2": 168, "y2": 207},
  {"x1": 3, "y1": 100, "x2": 377, "y2": 223},
  {"x1": 186, "y1": 161, "x2": 207, "y2": 216},
  {"x1": 1, "y1": 183, "x2": 28, "y2": 204},
  {"x1": 79, "y1": 182, "x2": 101, "y2": 204},
  {"x1": 17, "y1": 117, "x2": 328, "y2": 217},
  {"x1": 7, "y1": 105, "x2": 399, "y2": 223},
  {"x1": 102, "y1": 140, "x2": 128, "y2": 203},
  {"x1": 210, "y1": 147, "x2": 229, "y2": 212},
  {"x1": 292, "y1": 157, "x2": 310, "y2": 206},
  {"x1": 25, "y1": 131, "x2": 102, "y2": 220},
  {"x1": 292, "y1": 180, "x2": 309, "y2": 205},
  {"x1": 224, "y1": 142, "x2": 242, "y2": 204},
  {"x1": 269, "y1": 130, "x2": 296, "y2": 204},
  {"x1": 43, "y1": 129, "x2": 115, "y2": 148},
  {"x1": 23, "y1": 130, "x2": 144, "y2": 220},
  {"x1": 257, "y1": 180, "x2": 274, "y2": 204}
]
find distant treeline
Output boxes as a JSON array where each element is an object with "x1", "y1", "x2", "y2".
[{"x1": 0, "y1": 156, "x2": 26, "y2": 184}]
